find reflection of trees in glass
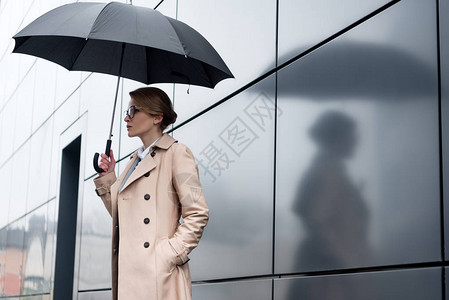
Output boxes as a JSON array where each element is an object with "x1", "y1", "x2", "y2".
[{"x1": 288, "y1": 111, "x2": 370, "y2": 299}]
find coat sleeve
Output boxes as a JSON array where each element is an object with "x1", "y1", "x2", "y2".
[
  {"x1": 93, "y1": 172, "x2": 117, "y2": 217},
  {"x1": 169, "y1": 143, "x2": 209, "y2": 264}
]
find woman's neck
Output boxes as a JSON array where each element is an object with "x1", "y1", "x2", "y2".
[{"x1": 141, "y1": 131, "x2": 163, "y2": 149}]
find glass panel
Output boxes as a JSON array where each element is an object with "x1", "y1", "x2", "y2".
[
  {"x1": 13, "y1": 67, "x2": 35, "y2": 150},
  {"x1": 0, "y1": 96, "x2": 17, "y2": 164},
  {"x1": 27, "y1": 120, "x2": 53, "y2": 212},
  {"x1": 78, "y1": 178, "x2": 112, "y2": 290},
  {"x1": 32, "y1": 60, "x2": 56, "y2": 132},
  {"x1": 192, "y1": 279, "x2": 272, "y2": 300},
  {"x1": 49, "y1": 87, "x2": 80, "y2": 197},
  {"x1": 0, "y1": 227, "x2": 7, "y2": 295},
  {"x1": 278, "y1": 0, "x2": 390, "y2": 64},
  {"x1": 79, "y1": 74, "x2": 120, "y2": 177},
  {"x1": 174, "y1": 0, "x2": 276, "y2": 124},
  {"x1": 2, "y1": 48, "x2": 21, "y2": 106},
  {"x1": 77, "y1": 290, "x2": 112, "y2": 300},
  {"x1": 19, "y1": 295, "x2": 51, "y2": 300},
  {"x1": 0, "y1": 160, "x2": 12, "y2": 228},
  {"x1": 4, "y1": 219, "x2": 25, "y2": 297},
  {"x1": 9, "y1": 142, "x2": 31, "y2": 221},
  {"x1": 38, "y1": 1, "x2": 63, "y2": 17},
  {"x1": 54, "y1": 68, "x2": 82, "y2": 108},
  {"x1": 275, "y1": 268, "x2": 441, "y2": 300},
  {"x1": 275, "y1": 0, "x2": 440, "y2": 273},
  {"x1": 53, "y1": 86, "x2": 80, "y2": 137},
  {"x1": 44, "y1": 200, "x2": 56, "y2": 296},
  {"x1": 0, "y1": 61, "x2": 7, "y2": 108},
  {"x1": 22, "y1": 205, "x2": 48, "y2": 295},
  {"x1": 173, "y1": 75, "x2": 275, "y2": 280},
  {"x1": 48, "y1": 117, "x2": 59, "y2": 200}
]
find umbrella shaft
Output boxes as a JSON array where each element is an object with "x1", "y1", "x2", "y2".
[{"x1": 108, "y1": 43, "x2": 126, "y2": 140}]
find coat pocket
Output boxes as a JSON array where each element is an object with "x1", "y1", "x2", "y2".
[{"x1": 156, "y1": 238, "x2": 178, "y2": 274}]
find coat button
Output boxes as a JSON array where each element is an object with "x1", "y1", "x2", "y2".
[
  {"x1": 150, "y1": 151, "x2": 156, "y2": 157},
  {"x1": 144, "y1": 242, "x2": 150, "y2": 248},
  {"x1": 144, "y1": 172, "x2": 150, "y2": 177},
  {"x1": 144, "y1": 194, "x2": 150, "y2": 200},
  {"x1": 144, "y1": 218, "x2": 150, "y2": 224}
]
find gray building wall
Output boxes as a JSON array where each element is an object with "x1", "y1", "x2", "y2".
[{"x1": 0, "y1": 0, "x2": 447, "y2": 299}]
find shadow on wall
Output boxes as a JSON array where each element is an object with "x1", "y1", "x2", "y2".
[
  {"x1": 277, "y1": 40, "x2": 436, "y2": 101},
  {"x1": 287, "y1": 111, "x2": 370, "y2": 300},
  {"x1": 276, "y1": 39, "x2": 436, "y2": 299}
]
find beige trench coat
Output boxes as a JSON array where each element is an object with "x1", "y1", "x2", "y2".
[{"x1": 94, "y1": 134, "x2": 209, "y2": 300}]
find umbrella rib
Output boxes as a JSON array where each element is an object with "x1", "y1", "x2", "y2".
[
  {"x1": 68, "y1": 38, "x2": 89, "y2": 70},
  {"x1": 165, "y1": 18, "x2": 187, "y2": 56},
  {"x1": 67, "y1": 3, "x2": 115, "y2": 70}
]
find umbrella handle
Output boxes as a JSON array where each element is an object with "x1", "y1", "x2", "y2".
[{"x1": 93, "y1": 139, "x2": 112, "y2": 173}]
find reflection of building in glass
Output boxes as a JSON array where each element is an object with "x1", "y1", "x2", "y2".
[
  {"x1": 0, "y1": 0, "x2": 447, "y2": 299},
  {"x1": 0, "y1": 215, "x2": 53, "y2": 297},
  {"x1": 1, "y1": 228, "x2": 24, "y2": 296}
]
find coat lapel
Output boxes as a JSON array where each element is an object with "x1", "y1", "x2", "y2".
[
  {"x1": 120, "y1": 154, "x2": 157, "y2": 193},
  {"x1": 118, "y1": 134, "x2": 178, "y2": 194}
]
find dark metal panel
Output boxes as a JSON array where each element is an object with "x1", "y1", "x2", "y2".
[
  {"x1": 439, "y1": 0, "x2": 449, "y2": 261},
  {"x1": 193, "y1": 279, "x2": 272, "y2": 300},
  {"x1": 446, "y1": 268, "x2": 449, "y2": 300},
  {"x1": 173, "y1": 76, "x2": 276, "y2": 280},
  {"x1": 275, "y1": 0, "x2": 440, "y2": 273},
  {"x1": 275, "y1": 268, "x2": 441, "y2": 300}
]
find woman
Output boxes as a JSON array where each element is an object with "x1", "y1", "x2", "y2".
[{"x1": 93, "y1": 87, "x2": 209, "y2": 300}]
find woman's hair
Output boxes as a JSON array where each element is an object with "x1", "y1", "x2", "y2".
[{"x1": 129, "y1": 87, "x2": 177, "y2": 131}]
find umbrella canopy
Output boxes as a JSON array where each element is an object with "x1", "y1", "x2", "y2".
[
  {"x1": 12, "y1": 2, "x2": 233, "y2": 173},
  {"x1": 12, "y1": 1, "x2": 233, "y2": 88}
]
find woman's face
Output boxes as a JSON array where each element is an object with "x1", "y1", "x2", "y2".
[{"x1": 124, "y1": 98, "x2": 162, "y2": 138}]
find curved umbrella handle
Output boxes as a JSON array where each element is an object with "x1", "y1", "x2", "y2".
[{"x1": 93, "y1": 139, "x2": 112, "y2": 173}]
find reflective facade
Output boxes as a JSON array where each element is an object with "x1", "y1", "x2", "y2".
[{"x1": 0, "y1": 0, "x2": 447, "y2": 299}]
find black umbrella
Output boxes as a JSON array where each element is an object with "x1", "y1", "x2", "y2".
[{"x1": 12, "y1": 1, "x2": 233, "y2": 172}]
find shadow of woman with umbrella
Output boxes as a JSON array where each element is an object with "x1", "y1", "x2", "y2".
[{"x1": 287, "y1": 110, "x2": 371, "y2": 300}]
